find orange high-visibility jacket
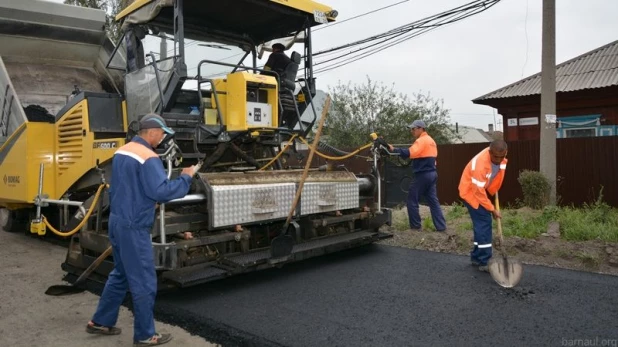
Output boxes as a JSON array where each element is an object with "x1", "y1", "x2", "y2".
[
  {"x1": 393, "y1": 132, "x2": 438, "y2": 173},
  {"x1": 458, "y1": 147, "x2": 507, "y2": 211}
]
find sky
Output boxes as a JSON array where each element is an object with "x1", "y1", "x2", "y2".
[{"x1": 44, "y1": 0, "x2": 618, "y2": 131}]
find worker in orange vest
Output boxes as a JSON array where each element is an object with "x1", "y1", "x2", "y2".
[
  {"x1": 387, "y1": 120, "x2": 446, "y2": 232},
  {"x1": 458, "y1": 140, "x2": 508, "y2": 272}
]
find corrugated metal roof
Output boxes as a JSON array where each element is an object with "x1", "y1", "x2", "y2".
[{"x1": 473, "y1": 39, "x2": 618, "y2": 102}]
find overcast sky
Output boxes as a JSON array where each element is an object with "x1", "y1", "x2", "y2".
[
  {"x1": 308, "y1": 0, "x2": 618, "y2": 131},
  {"x1": 46, "y1": 0, "x2": 618, "y2": 131}
]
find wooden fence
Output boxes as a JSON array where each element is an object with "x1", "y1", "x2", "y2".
[{"x1": 286, "y1": 136, "x2": 618, "y2": 208}]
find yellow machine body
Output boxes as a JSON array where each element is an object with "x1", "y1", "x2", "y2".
[
  {"x1": 0, "y1": 98, "x2": 127, "y2": 208},
  {"x1": 0, "y1": 122, "x2": 56, "y2": 209},
  {"x1": 209, "y1": 72, "x2": 279, "y2": 132}
]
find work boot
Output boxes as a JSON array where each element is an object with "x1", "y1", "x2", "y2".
[
  {"x1": 478, "y1": 265, "x2": 489, "y2": 272},
  {"x1": 134, "y1": 333, "x2": 172, "y2": 346},
  {"x1": 86, "y1": 321, "x2": 121, "y2": 335}
]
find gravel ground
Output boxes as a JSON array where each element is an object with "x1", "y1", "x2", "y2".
[{"x1": 0, "y1": 228, "x2": 219, "y2": 347}]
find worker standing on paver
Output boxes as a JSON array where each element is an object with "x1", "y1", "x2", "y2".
[
  {"x1": 387, "y1": 120, "x2": 447, "y2": 232},
  {"x1": 263, "y1": 43, "x2": 292, "y2": 78},
  {"x1": 458, "y1": 140, "x2": 508, "y2": 272},
  {"x1": 85, "y1": 114, "x2": 197, "y2": 346}
]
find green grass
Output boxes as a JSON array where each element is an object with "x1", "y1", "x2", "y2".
[
  {"x1": 498, "y1": 200, "x2": 618, "y2": 242},
  {"x1": 446, "y1": 202, "x2": 467, "y2": 220},
  {"x1": 389, "y1": 197, "x2": 618, "y2": 242},
  {"x1": 391, "y1": 208, "x2": 410, "y2": 232},
  {"x1": 422, "y1": 217, "x2": 436, "y2": 231}
]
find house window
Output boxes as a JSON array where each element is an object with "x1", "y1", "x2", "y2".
[{"x1": 564, "y1": 128, "x2": 596, "y2": 138}]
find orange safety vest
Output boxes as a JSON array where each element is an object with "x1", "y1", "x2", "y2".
[
  {"x1": 407, "y1": 132, "x2": 438, "y2": 173},
  {"x1": 458, "y1": 147, "x2": 507, "y2": 211}
]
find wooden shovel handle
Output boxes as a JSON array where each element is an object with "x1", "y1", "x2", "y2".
[
  {"x1": 283, "y1": 95, "x2": 332, "y2": 228},
  {"x1": 73, "y1": 245, "x2": 112, "y2": 286},
  {"x1": 495, "y1": 192, "x2": 504, "y2": 247}
]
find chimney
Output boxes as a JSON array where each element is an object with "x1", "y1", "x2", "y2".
[
  {"x1": 488, "y1": 124, "x2": 494, "y2": 133},
  {"x1": 456, "y1": 122, "x2": 459, "y2": 133}
]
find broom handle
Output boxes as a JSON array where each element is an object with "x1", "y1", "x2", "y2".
[{"x1": 495, "y1": 192, "x2": 504, "y2": 247}]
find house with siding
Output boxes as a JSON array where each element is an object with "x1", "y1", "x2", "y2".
[{"x1": 471, "y1": 39, "x2": 618, "y2": 141}]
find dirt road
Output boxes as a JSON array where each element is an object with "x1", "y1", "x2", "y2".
[{"x1": 0, "y1": 229, "x2": 218, "y2": 347}]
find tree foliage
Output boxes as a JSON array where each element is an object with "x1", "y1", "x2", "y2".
[
  {"x1": 64, "y1": 0, "x2": 130, "y2": 42},
  {"x1": 323, "y1": 77, "x2": 458, "y2": 148}
]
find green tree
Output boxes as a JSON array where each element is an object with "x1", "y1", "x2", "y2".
[
  {"x1": 64, "y1": 0, "x2": 130, "y2": 42},
  {"x1": 323, "y1": 77, "x2": 457, "y2": 148}
]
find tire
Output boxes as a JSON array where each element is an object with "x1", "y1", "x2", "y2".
[{"x1": 0, "y1": 208, "x2": 14, "y2": 232}]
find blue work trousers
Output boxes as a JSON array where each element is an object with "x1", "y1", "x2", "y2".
[
  {"x1": 92, "y1": 216, "x2": 157, "y2": 342},
  {"x1": 407, "y1": 170, "x2": 446, "y2": 231},
  {"x1": 463, "y1": 200, "x2": 493, "y2": 265}
]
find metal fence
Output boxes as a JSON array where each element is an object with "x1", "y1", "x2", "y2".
[{"x1": 286, "y1": 136, "x2": 618, "y2": 208}]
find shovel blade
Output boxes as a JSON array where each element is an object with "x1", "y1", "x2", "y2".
[
  {"x1": 488, "y1": 255, "x2": 524, "y2": 288},
  {"x1": 270, "y1": 235, "x2": 294, "y2": 258},
  {"x1": 45, "y1": 284, "x2": 86, "y2": 296}
]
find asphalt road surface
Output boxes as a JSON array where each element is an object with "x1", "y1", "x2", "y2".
[{"x1": 153, "y1": 244, "x2": 618, "y2": 347}]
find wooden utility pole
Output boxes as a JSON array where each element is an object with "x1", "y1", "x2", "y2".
[{"x1": 540, "y1": 0, "x2": 557, "y2": 205}]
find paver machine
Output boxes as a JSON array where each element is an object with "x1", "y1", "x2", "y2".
[{"x1": 1, "y1": 0, "x2": 393, "y2": 289}]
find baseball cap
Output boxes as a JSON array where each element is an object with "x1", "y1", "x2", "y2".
[
  {"x1": 272, "y1": 43, "x2": 285, "y2": 51},
  {"x1": 407, "y1": 120, "x2": 426, "y2": 129},
  {"x1": 139, "y1": 113, "x2": 175, "y2": 135}
]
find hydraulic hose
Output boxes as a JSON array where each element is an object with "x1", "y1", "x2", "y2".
[
  {"x1": 298, "y1": 137, "x2": 372, "y2": 161},
  {"x1": 42, "y1": 183, "x2": 109, "y2": 237},
  {"x1": 259, "y1": 134, "x2": 298, "y2": 171},
  {"x1": 317, "y1": 141, "x2": 352, "y2": 157}
]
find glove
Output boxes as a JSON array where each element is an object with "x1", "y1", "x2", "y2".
[
  {"x1": 373, "y1": 137, "x2": 390, "y2": 156},
  {"x1": 376, "y1": 137, "x2": 389, "y2": 150},
  {"x1": 370, "y1": 133, "x2": 392, "y2": 156}
]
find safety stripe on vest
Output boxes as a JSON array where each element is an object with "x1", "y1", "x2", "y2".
[
  {"x1": 471, "y1": 177, "x2": 486, "y2": 187},
  {"x1": 115, "y1": 150, "x2": 145, "y2": 164},
  {"x1": 500, "y1": 164, "x2": 507, "y2": 169},
  {"x1": 471, "y1": 152, "x2": 481, "y2": 171}
]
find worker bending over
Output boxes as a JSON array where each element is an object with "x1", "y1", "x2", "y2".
[{"x1": 458, "y1": 139, "x2": 508, "y2": 272}]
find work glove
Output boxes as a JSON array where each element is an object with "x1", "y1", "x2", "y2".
[{"x1": 375, "y1": 137, "x2": 392, "y2": 156}]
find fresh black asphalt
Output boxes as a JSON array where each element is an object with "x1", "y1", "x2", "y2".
[{"x1": 153, "y1": 244, "x2": 618, "y2": 347}]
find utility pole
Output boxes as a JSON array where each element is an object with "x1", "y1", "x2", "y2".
[{"x1": 540, "y1": 0, "x2": 557, "y2": 205}]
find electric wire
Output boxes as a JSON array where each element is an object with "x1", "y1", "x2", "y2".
[
  {"x1": 313, "y1": 0, "x2": 410, "y2": 32},
  {"x1": 311, "y1": 0, "x2": 502, "y2": 75}
]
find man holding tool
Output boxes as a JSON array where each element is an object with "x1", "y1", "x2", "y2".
[
  {"x1": 458, "y1": 139, "x2": 508, "y2": 272},
  {"x1": 85, "y1": 113, "x2": 198, "y2": 346},
  {"x1": 385, "y1": 120, "x2": 447, "y2": 232}
]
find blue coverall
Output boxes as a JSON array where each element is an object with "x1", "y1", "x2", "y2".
[
  {"x1": 91, "y1": 136, "x2": 192, "y2": 342},
  {"x1": 392, "y1": 134, "x2": 446, "y2": 231}
]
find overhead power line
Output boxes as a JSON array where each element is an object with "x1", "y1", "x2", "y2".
[
  {"x1": 311, "y1": 0, "x2": 503, "y2": 76},
  {"x1": 313, "y1": 0, "x2": 410, "y2": 32}
]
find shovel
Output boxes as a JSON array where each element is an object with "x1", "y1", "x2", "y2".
[
  {"x1": 45, "y1": 245, "x2": 112, "y2": 296},
  {"x1": 271, "y1": 96, "x2": 331, "y2": 258},
  {"x1": 488, "y1": 192, "x2": 523, "y2": 288}
]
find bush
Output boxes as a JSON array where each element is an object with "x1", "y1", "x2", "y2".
[{"x1": 517, "y1": 170, "x2": 551, "y2": 209}]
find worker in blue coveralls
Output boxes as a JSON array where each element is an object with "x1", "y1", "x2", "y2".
[
  {"x1": 85, "y1": 113, "x2": 197, "y2": 346},
  {"x1": 386, "y1": 120, "x2": 447, "y2": 232}
]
